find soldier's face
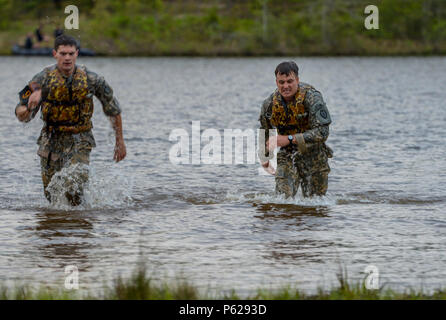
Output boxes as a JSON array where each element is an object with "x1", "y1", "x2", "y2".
[
  {"x1": 53, "y1": 45, "x2": 78, "y2": 74},
  {"x1": 276, "y1": 72, "x2": 299, "y2": 101}
]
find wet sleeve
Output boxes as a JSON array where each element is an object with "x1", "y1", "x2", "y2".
[
  {"x1": 87, "y1": 69, "x2": 122, "y2": 117},
  {"x1": 15, "y1": 69, "x2": 47, "y2": 121},
  {"x1": 258, "y1": 95, "x2": 273, "y2": 162},
  {"x1": 29, "y1": 70, "x2": 46, "y2": 88},
  {"x1": 302, "y1": 88, "x2": 331, "y2": 144}
]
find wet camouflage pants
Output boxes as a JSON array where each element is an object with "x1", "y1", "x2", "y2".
[
  {"x1": 275, "y1": 149, "x2": 329, "y2": 198},
  {"x1": 40, "y1": 149, "x2": 90, "y2": 206}
]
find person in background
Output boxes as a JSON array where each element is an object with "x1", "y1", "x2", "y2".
[
  {"x1": 54, "y1": 26, "x2": 64, "y2": 38},
  {"x1": 35, "y1": 23, "x2": 44, "y2": 42},
  {"x1": 34, "y1": 23, "x2": 50, "y2": 48},
  {"x1": 24, "y1": 33, "x2": 34, "y2": 49}
]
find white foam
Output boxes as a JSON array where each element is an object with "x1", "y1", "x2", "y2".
[
  {"x1": 225, "y1": 191, "x2": 337, "y2": 207},
  {"x1": 46, "y1": 163, "x2": 133, "y2": 211}
]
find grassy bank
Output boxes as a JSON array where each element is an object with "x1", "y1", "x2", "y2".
[
  {"x1": 1, "y1": 0, "x2": 446, "y2": 56},
  {"x1": 1, "y1": 266, "x2": 445, "y2": 300}
]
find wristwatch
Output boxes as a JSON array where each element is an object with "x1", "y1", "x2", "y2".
[{"x1": 288, "y1": 135, "x2": 293, "y2": 144}]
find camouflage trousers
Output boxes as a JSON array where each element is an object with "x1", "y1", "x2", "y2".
[
  {"x1": 40, "y1": 149, "x2": 90, "y2": 206},
  {"x1": 275, "y1": 146, "x2": 330, "y2": 198}
]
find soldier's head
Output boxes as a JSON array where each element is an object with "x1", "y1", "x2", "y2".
[
  {"x1": 53, "y1": 34, "x2": 79, "y2": 75},
  {"x1": 275, "y1": 61, "x2": 299, "y2": 101}
]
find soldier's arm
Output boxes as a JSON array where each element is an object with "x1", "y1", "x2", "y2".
[
  {"x1": 293, "y1": 88, "x2": 331, "y2": 152},
  {"x1": 87, "y1": 68, "x2": 126, "y2": 162},
  {"x1": 15, "y1": 69, "x2": 47, "y2": 122},
  {"x1": 87, "y1": 68, "x2": 122, "y2": 117},
  {"x1": 29, "y1": 69, "x2": 46, "y2": 91},
  {"x1": 258, "y1": 95, "x2": 273, "y2": 164}
]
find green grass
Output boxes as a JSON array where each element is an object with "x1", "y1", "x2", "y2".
[
  {"x1": 1, "y1": 266, "x2": 445, "y2": 300},
  {"x1": 1, "y1": 0, "x2": 446, "y2": 56}
]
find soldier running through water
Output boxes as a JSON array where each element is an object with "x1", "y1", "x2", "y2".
[
  {"x1": 259, "y1": 61, "x2": 333, "y2": 198},
  {"x1": 15, "y1": 34, "x2": 126, "y2": 205}
]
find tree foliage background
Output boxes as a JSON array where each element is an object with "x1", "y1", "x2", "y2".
[{"x1": 1, "y1": 0, "x2": 445, "y2": 55}]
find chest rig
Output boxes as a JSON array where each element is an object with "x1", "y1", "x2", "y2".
[
  {"x1": 270, "y1": 85, "x2": 311, "y2": 135},
  {"x1": 41, "y1": 66, "x2": 94, "y2": 134}
]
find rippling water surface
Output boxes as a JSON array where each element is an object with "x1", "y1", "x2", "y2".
[{"x1": 0, "y1": 56, "x2": 445, "y2": 295}]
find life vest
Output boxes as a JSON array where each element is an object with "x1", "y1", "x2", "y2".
[
  {"x1": 270, "y1": 84, "x2": 311, "y2": 135},
  {"x1": 41, "y1": 66, "x2": 93, "y2": 134}
]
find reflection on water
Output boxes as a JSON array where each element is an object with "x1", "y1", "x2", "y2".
[
  {"x1": 34, "y1": 210, "x2": 96, "y2": 271},
  {"x1": 266, "y1": 240, "x2": 335, "y2": 264},
  {"x1": 0, "y1": 57, "x2": 446, "y2": 294},
  {"x1": 253, "y1": 204, "x2": 332, "y2": 264},
  {"x1": 253, "y1": 202, "x2": 331, "y2": 217}
]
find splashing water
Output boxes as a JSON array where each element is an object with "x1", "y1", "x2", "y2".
[
  {"x1": 225, "y1": 190, "x2": 337, "y2": 207},
  {"x1": 46, "y1": 163, "x2": 133, "y2": 210}
]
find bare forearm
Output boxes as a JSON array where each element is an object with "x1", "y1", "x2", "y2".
[
  {"x1": 109, "y1": 114, "x2": 124, "y2": 140},
  {"x1": 109, "y1": 114, "x2": 127, "y2": 162}
]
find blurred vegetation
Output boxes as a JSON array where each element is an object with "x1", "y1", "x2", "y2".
[
  {"x1": 1, "y1": 265, "x2": 446, "y2": 299},
  {"x1": 1, "y1": 0, "x2": 445, "y2": 55}
]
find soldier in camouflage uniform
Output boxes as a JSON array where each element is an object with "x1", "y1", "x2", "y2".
[
  {"x1": 259, "y1": 61, "x2": 333, "y2": 198},
  {"x1": 15, "y1": 35, "x2": 126, "y2": 205}
]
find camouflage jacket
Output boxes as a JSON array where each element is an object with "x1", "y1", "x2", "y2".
[
  {"x1": 17, "y1": 64, "x2": 121, "y2": 160},
  {"x1": 258, "y1": 82, "x2": 332, "y2": 162}
]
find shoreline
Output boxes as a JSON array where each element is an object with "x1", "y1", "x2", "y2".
[{"x1": 1, "y1": 267, "x2": 445, "y2": 300}]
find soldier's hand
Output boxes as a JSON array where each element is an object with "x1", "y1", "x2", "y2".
[
  {"x1": 267, "y1": 135, "x2": 290, "y2": 152},
  {"x1": 266, "y1": 136, "x2": 276, "y2": 152},
  {"x1": 28, "y1": 89, "x2": 42, "y2": 111},
  {"x1": 261, "y1": 160, "x2": 276, "y2": 175},
  {"x1": 114, "y1": 137, "x2": 127, "y2": 162},
  {"x1": 16, "y1": 105, "x2": 30, "y2": 122}
]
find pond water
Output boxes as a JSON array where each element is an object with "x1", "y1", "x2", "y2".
[{"x1": 0, "y1": 56, "x2": 445, "y2": 295}]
